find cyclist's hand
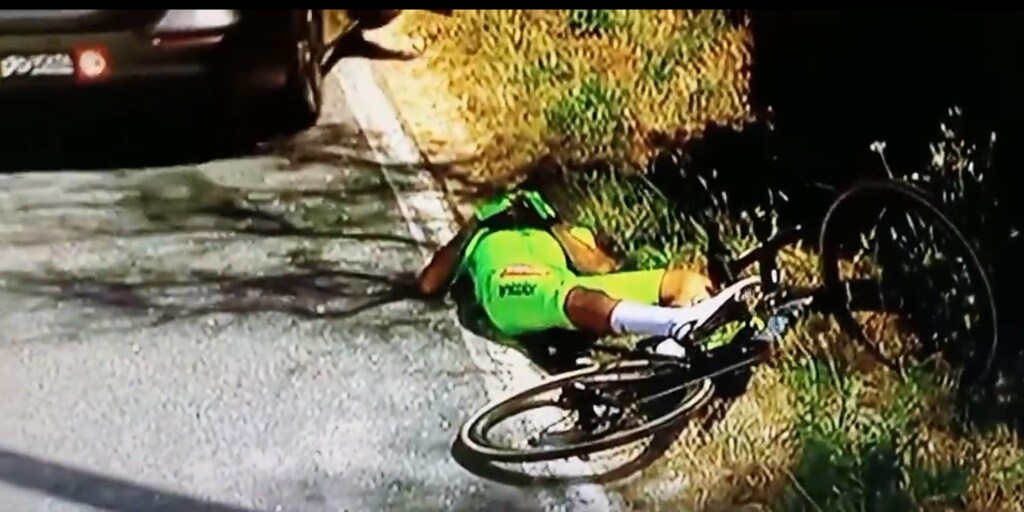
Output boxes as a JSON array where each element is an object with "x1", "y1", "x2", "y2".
[{"x1": 390, "y1": 271, "x2": 427, "y2": 299}]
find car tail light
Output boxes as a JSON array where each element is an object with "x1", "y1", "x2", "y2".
[
  {"x1": 151, "y1": 10, "x2": 238, "y2": 35},
  {"x1": 73, "y1": 45, "x2": 110, "y2": 82}
]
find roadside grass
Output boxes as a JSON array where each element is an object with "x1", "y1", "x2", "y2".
[
  {"x1": 559, "y1": 162, "x2": 1024, "y2": 511},
  {"x1": 372, "y1": 9, "x2": 750, "y2": 183},
  {"x1": 367, "y1": 9, "x2": 1024, "y2": 511}
]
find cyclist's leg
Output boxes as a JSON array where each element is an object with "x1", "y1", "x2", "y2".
[
  {"x1": 556, "y1": 270, "x2": 645, "y2": 334},
  {"x1": 560, "y1": 225, "x2": 710, "y2": 303},
  {"x1": 577, "y1": 268, "x2": 712, "y2": 307},
  {"x1": 479, "y1": 264, "x2": 718, "y2": 342},
  {"x1": 562, "y1": 268, "x2": 735, "y2": 353},
  {"x1": 571, "y1": 269, "x2": 664, "y2": 319}
]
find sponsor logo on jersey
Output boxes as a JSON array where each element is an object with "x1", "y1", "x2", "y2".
[
  {"x1": 498, "y1": 282, "x2": 538, "y2": 298},
  {"x1": 499, "y1": 264, "x2": 549, "y2": 277}
]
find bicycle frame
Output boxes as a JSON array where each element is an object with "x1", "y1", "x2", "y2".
[
  {"x1": 453, "y1": 179, "x2": 998, "y2": 472},
  {"x1": 583, "y1": 178, "x2": 991, "y2": 400},
  {"x1": 585, "y1": 292, "x2": 817, "y2": 409},
  {"x1": 582, "y1": 217, "x2": 850, "y2": 402}
]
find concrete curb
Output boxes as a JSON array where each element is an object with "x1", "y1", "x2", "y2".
[{"x1": 333, "y1": 57, "x2": 618, "y2": 512}]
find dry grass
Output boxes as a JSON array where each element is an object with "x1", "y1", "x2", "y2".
[
  {"x1": 372, "y1": 9, "x2": 750, "y2": 184},
  {"x1": 620, "y1": 366, "x2": 801, "y2": 511},
  {"x1": 612, "y1": 306, "x2": 1023, "y2": 511},
  {"x1": 362, "y1": 9, "x2": 1024, "y2": 512}
]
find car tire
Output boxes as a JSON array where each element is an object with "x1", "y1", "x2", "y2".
[{"x1": 271, "y1": 9, "x2": 324, "y2": 135}]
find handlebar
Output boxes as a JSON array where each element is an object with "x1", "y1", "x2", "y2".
[{"x1": 705, "y1": 221, "x2": 805, "y2": 292}]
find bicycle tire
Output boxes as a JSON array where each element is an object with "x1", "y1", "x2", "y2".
[
  {"x1": 450, "y1": 417, "x2": 685, "y2": 487},
  {"x1": 818, "y1": 179, "x2": 998, "y2": 389},
  {"x1": 454, "y1": 360, "x2": 714, "y2": 464}
]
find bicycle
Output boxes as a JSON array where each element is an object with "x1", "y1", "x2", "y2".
[{"x1": 450, "y1": 179, "x2": 998, "y2": 483}]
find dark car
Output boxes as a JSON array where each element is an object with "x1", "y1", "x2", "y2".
[{"x1": 0, "y1": 10, "x2": 329, "y2": 135}]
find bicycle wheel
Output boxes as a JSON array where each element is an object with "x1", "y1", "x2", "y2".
[
  {"x1": 454, "y1": 360, "x2": 714, "y2": 464},
  {"x1": 818, "y1": 180, "x2": 998, "y2": 389}
]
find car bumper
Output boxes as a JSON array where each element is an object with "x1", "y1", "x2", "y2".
[{"x1": 0, "y1": 27, "x2": 290, "y2": 113}]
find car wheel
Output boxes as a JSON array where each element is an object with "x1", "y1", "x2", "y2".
[{"x1": 273, "y1": 9, "x2": 324, "y2": 134}]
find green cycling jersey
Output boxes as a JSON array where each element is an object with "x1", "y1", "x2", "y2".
[{"x1": 450, "y1": 189, "x2": 665, "y2": 345}]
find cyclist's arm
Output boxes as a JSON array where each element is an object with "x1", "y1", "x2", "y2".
[
  {"x1": 551, "y1": 223, "x2": 620, "y2": 275},
  {"x1": 417, "y1": 217, "x2": 479, "y2": 297}
]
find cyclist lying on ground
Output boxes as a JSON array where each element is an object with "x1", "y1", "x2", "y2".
[{"x1": 414, "y1": 181, "x2": 738, "y2": 367}]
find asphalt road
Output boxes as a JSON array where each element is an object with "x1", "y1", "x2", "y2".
[{"x1": 0, "y1": 82, "x2": 546, "y2": 511}]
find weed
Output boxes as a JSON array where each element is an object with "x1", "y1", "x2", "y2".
[
  {"x1": 567, "y1": 9, "x2": 618, "y2": 36},
  {"x1": 640, "y1": 12, "x2": 727, "y2": 87},
  {"x1": 679, "y1": 11, "x2": 729, "y2": 57},
  {"x1": 994, "y1": 456, "x2": 1024, "y2": 488},
  {"x1": 777, "y1": 357, "x2": 971, "y2": 511},
  {"x1": 555, "y1": 168, "x2": 706, "y2": 267},
  {"x1": 545, "y1": 77, "x2": 627, "y2": 150},
  {"x1": 640, "y1": 47, "x2": 677, "y2": 86},
  {"x1": 520, "y1": 52, "x2": 572, "y2": 90}
]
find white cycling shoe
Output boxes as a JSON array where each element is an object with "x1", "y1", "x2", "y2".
[
  {"x1": 652, "y1": 338, "x2": 688, "y2": 358},
  {"x1": 652, "y1": 275, "x2": 762, "y2": 357}
]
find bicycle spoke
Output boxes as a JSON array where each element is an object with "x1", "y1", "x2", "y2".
[
  {"x1": 818, "y1": 180, "x2": 998, "y2": 390},
  {"x1": 840, "y1": 278, "x2": 900, "y2": 312},
  {"x1": 533, "y1": 411, "x2": 581, "y2": 437}
]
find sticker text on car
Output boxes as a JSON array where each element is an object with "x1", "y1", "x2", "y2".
[{"x1": 1, "y1": 53, "x2": 75, "y2": 79}]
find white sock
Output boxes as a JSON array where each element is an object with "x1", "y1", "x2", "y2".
[
  {"x1": 609, "y1": 299, "x2": 714, "y2": 341},
  {"x1": 608, "y1": 301, "x2": 680, "y2": 338}
]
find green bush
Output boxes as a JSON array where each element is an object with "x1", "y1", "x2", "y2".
[{"x1": 776, "y1": 359, "x2": 971, "y2": 511}]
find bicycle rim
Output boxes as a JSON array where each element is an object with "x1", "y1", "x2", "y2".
[
  {"x1": 455, "y1": 360, "x2": 714, "y2": 464},
  {"x1": 818, "y1": 179, "x2": 998, "y2": 389}
]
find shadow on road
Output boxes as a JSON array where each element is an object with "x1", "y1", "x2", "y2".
[
  {"x1": 0, "y1": 111, "x2": 265, "y2": 173},
  {"x1": 0, "y1": 104, "x2": 460, "y2": 337},
  {"x1": 0, "y1": 166, "x2": 444, "y2": 329},
  {"x1": 0, "y1": 446, "x2": 265, "y2": 512},
  {"x1": 2, "y1": 265, "x2": 432, "y2": 328}
]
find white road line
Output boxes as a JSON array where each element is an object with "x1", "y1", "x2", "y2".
[{"x1": 334, "y1": 58, "x2": 617, "y2": 512}]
